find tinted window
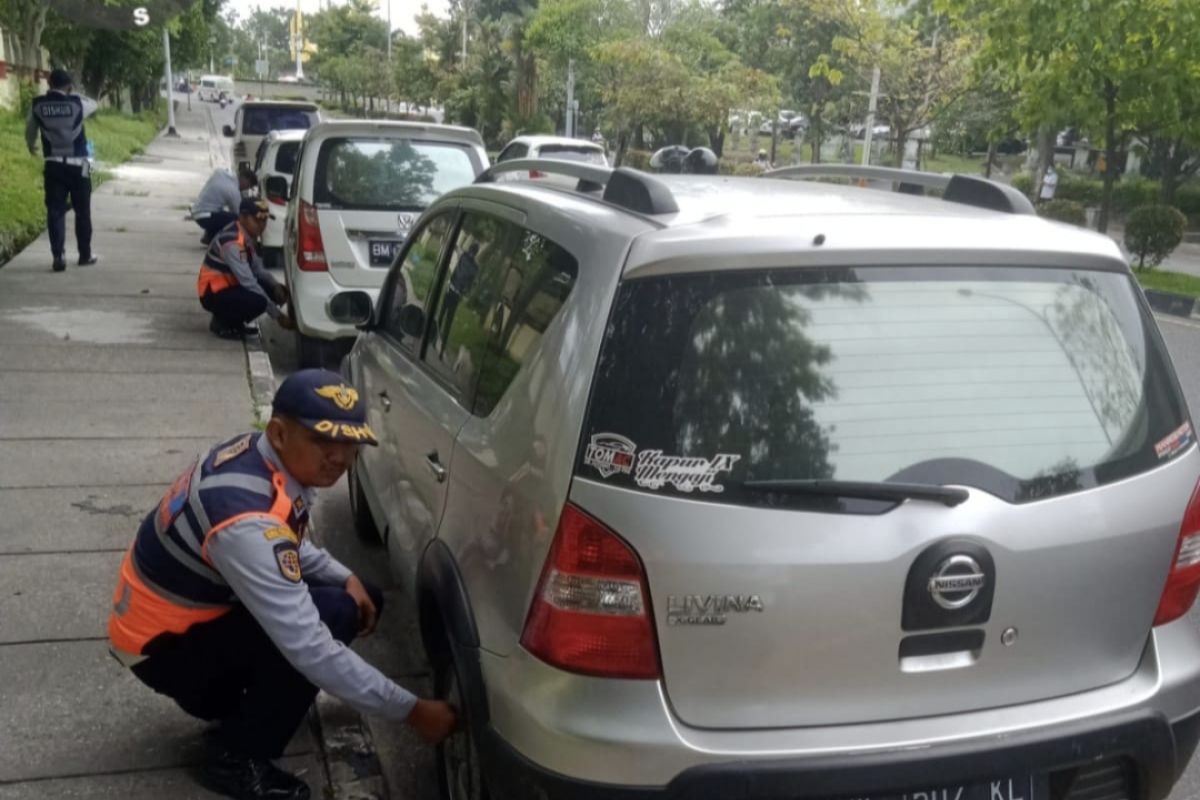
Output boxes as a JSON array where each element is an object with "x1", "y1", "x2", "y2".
[
  {"x1": 580, "y1": 267, "x2": 1189, "y2": 509},
  {"x1": 274, "y1": 142, "x2": 299, "y2": 175},
  {"x1": 380, "y1": 213, "x2": 455, "y2": 355},
  {"x1": 426, "y1": 214, "x2": 577, "y2": 415},
  {"x1": 241, "y1": 107, "x2": 317, "y2": 136},
  {"x1": 536, "y1": 144, "x2": 607, "y2": 165},
  {"x1": 498, "y1": 143, "x2": 528, "y2": 161},
  {"x1": 315, "y1": 138, "x2": 480, "y2": 211}
]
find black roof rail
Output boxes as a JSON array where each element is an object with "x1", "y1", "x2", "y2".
[
  {"x1": 476, "y1": 159, "x2": 680, "y2": 215},
  {"x1": 763, "y1": 164, "x2": 1035, "y2": 215}
]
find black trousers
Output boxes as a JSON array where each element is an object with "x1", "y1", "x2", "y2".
[
  {"x1": 197, "y1": 212, "x2": 238, "y2": 238},
  {"x1": 44, "y1": 160, "x2": 92, "y2": 261},
  {"x1": 131, "y1": 582, "x2": 384, "y2": 759},
  {"x1": 200, "y1": 286, "x2": 269, "y2": 330}
]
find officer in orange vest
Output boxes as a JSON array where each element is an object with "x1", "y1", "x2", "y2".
[
  {"x1": 198, "y1": 198, "x2": 294, "y2": 340},
  {"x1": 108, "y1": 369, "x2": 457, "y2": 800}
]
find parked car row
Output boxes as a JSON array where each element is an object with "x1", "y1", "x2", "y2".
[{"x1": 320, "y1": 157, "x2": 1200, "y2": 799}]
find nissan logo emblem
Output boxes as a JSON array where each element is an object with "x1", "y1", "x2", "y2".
[{"x1": 928, "y1": 554, "x2": 986, "y2": 610}]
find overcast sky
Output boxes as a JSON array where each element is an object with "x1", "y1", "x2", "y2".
[{"x1": 223, "y1": 0, "x2": 449, "y2": 37}]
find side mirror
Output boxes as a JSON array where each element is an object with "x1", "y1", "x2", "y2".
[
  {"x1": 327, "y1": 291, "x2": 374, "y2": 327},
  {"x1": 397, "y1": 304, "x2": 426, "y2": 338},
  {"x1": 265, "y1": 176, "x2": 288, "y2": 205},
  {"x1": 222, "y1": 125, "x2": 235, "y2": 137}
]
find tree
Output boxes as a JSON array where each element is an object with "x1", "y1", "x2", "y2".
[
  {"x1": 392, "y1": 34, "x2": 437, "y2": 112},
  {"x1": 0, "y1": 0, "x2": 49, "y2": 80},
  {"x1": 943, "y1": 0, "x2": 1200, "y2": 232}
]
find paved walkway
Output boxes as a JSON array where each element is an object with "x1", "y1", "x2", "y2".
[{"x1": 0, "y1": 105, "x2": 328, "y2": 798}]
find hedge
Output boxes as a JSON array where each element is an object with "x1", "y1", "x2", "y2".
[
  {"x1": 1011, "y1": 171, "x2": 1200, "y2": 217},
  {"x1": 1038, "y1": 199, "x2": 1087, "y2": 226}
]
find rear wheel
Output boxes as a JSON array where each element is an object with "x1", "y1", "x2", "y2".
[
  {"x1": 435, "y1": 660, "x2": 489, "y2": 800},
  {"x1": 347, "y1": 457, "x2": 382, "y2": 545}
]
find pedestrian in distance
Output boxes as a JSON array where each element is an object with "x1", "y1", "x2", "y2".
[
  {"x1": 1039, "y1": 164, "x2": 1059, "y2": 204},
  {"x1": 107, "y1": 368, "x2": 459, "y2": 800},
  {"x1": 25, "y1": 68, "x2": 99, "y2": 273},
  {"x1": 194, "y1": 164, "x2": 258, "y2": 245},
  {"x1": 198, "y1": 198, "x2": 294, "y2": 340}
]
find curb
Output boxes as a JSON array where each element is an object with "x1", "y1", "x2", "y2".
[
  {"x1": 1144, "y1": 289, "x2": 1200, "y2": 321},
  {"x1": 244, "y1": 331, "x2": 276, "y2": 427},
  {"x1": 313, "y1": 694, "x2": 388, "y2": 800}
]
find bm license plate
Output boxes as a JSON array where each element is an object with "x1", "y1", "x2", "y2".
[
  {"x1": 368, "y1": 239, "x2": 402, "y2": 267},
  {"x1": 847, "y1": 775, "x2": 1040, "y2": 800}
]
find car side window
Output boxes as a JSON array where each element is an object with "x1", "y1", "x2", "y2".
[
  {"x1": 498, "y1": 143, "x2": 527, "y2": 162},
  {"x1": 379, "y1": 213, "x2": 455, "y2": 356},
  {"x1": 425, "y1": 212, "x2": 578, "y2": 415}
]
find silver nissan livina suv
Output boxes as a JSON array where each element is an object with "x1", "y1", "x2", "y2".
[{"x1": 334, "y1": 160, "x2": 1200, "y2": 800}]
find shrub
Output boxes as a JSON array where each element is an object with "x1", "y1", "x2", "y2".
[
  {"x1": 1125, "y1": 205, "x2": 1186, "y2": 269},
  {"x1": 621, "y1": 149, "x2": 652, "y2": 170},
  {"x1": 1012, "y1": 173, "x2": 1033, "y2": 195},
  {"x1": 1038, "y1": 199, "x2": 1087, "y2": 226}
]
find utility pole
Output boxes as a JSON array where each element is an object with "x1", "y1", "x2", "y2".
[
  {"x1": 387, "y1": 0, "x2": 393, "y2": 62},
  {"x1": 293, "y1": 0, "x2": 305, "y2": 80},
  {"x1": 461, "y1": 0, "x2": 468, "y2": 67},
  {"x1": 163, "y1": 27, "x2": 179, "y2": 137},
  {"x1": 565, "y1": 59, "x2": 575, "y2": 137},
  {"x1": 861, "y1": 65, "x2": 880, "y2": 166}
]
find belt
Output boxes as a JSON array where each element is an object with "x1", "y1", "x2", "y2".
[
  {"x1": 45, "y1": 156, "x2": 88, "y2": 166},
  {"x1": 108, "y1": 646, "x2": 148, "y2": 668}
]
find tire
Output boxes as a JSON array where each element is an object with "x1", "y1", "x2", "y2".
[
  {"x1": 347, "y1": 457, "x2": 382, "y2": 545},
  {"x1": 295, "y1": 330, "x2": 325, "y2": 368},
  {"x1": 435, "y1": 659, "x2": 490, "y2": 800},
  {"x1": 262, "y1": 247, "x2": 282, "y2": 269}
]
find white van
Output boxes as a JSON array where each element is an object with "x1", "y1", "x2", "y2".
[
  {"x1": 197, "y1": 74, "x2": 234, "y2": 102},
  {"x1": 280, "y1": 120, "x2": 489, "y2": 366}
]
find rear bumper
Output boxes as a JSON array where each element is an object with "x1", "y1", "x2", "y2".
[
  {"x1": 479, "y1": 708, "x2": 1200, "y2": 800},
  {"x1": 290, "y1": 270, "x2": 380, "y2": 340}
]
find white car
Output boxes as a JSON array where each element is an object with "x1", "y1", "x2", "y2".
[
  {"x1": 197, "y1": 74, "x2": 234, "y2": 102},
  {"x1": 281, "y1": 119, "x2": 489, "y2": 366},
  {"x1": 254, "y1": 129, "x2": 306, "y2": 267},
  {"x1": 495, "y1": 135, "x2": 607, "y2": 185},
  {"x1": 223, "y1": 100, "x2": 320, "y2": 172}
]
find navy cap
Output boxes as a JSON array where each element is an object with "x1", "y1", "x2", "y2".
[
  {"x1": 49, "y1": 69, "x2": 73, "y2": 89},
  {"x1": 271, "y1": 369, "x2": 378, "y2": 445},
  {"x1": 240, "y1": 197, "x2": 269, "y2": 218}
]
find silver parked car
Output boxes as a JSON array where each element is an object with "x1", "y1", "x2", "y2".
[{"x1": 334, "y1": 160, "x2": 1200, "y2": 800}]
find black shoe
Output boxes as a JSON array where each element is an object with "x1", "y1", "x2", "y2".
[
  {"x1": 78, "y1": 254, "x2": 99, "y2": 266},
  {"x1": 199, "y1": 748, "x2": 311, "y2": 800},
  {"x1": 52, "y1": 258, "x2": 66, "y2": 272},
  {"x1": 209, "y1": 318, "x2": 246, "y2": 340}
]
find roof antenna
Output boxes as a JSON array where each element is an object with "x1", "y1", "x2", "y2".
[{"x1": 813, "y1": 233, "x2": 826, "y2": 246}]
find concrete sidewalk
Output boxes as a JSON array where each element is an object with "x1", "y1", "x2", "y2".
[{"x1": 0, "y1": 105, "x2": 328, "y2": 798}]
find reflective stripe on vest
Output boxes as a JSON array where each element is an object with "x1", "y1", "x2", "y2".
[
  {"x1": 196, "y1": 223, "x2": 247, "y2": 298},
  {"x1": 108, "y1": 434, "x2": 297, "y2": 656}
]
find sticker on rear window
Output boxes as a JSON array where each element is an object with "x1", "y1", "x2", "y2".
[
  {"x1": 634, "y1": 451, "x2": 741, "y2": 494},
  {"x1": 1155, "y1": 421, "x2": 1194, "y2": 460},
  {"x1": 584, "y1": 433, "x2": 637, "y2": 478}
]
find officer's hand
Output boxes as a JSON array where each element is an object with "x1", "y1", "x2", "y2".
[
  {"x1": 276, "y1": 312, "x2": 297, "y2": 331},
  {"x1": 344, "y1": 574, "x2": 378, "y2": 636},
  {"x1": 272, "y1": 284, "x2": 290, "y2": 306},
  {"x1": 406, "y1": 699, "x2": 458, "y2": 744}
]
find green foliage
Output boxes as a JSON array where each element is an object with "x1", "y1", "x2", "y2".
[
  {"x1": 621, "y1": 149, "x2": 651, "y2": 170},
  {"x1": 1135, "y1": 268, "x2": 1200, "y2": 300},
  {"x1": 1125, "y1": 205, "x2": 1186, "y2": 270},
  {"x1": 1037, "y1": 199, "x2": 1086, "y2": 227}
]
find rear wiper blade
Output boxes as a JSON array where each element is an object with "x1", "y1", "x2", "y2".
[{"x1": 740, "y1": 479, "x2": 969, "y2": 508}]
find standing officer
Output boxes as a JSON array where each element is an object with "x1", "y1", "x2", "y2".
[
  {"x1": 107, "y1": 368, "x2": 458, "y2": 800},
  {"x1": 25, "y1": 68, "x2": 99, "y2": 272},
  {"x1": 199, "y1": 198, "x2": 293, "y2": 339}
]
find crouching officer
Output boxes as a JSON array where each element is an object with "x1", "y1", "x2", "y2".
[
  {"x1": 107, "y1": 369, "x2": 457, "y2": 800},
  {"x1": 199, "y1": 198, "x2": 293, "y2": 339},
  {"x1": 26, "y1": 68, "x2": 99, "y2": 272}
]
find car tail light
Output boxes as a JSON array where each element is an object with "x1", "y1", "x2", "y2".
[
  {"x1": 520, "y1": 504, "x2": 660, "y2": 679},
  {"x1": 529, "y1": 169, "x2": 545, "y2": 179},
  {"x1": 297, "y1": 200, "x2": 327, "y2": 272},
  {"x1": 1154, "y1": 479, "x2": 1200, "y2": 625}
]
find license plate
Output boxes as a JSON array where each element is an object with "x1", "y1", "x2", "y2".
[
  {"x1": 368, "y1": 239, "x2": 402, "y2": 267},
  {"x1": 846, "y1": 775, "x2": 1039, "y2": 800}
]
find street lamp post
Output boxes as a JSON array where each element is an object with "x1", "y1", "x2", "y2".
[{"x1": 163, "y1": 26, "x2": 179, "y2": 137}]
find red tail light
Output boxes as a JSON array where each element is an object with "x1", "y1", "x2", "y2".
[
  {"x1": 1154, "y1": 479, "x2": 1200, "y2": 626},
  {"x1": 267, "y1": 194, "x2": 286, "y2": 206},
  {"x1": 520, "y1": 504, "x2": 660, "y2": 679},
  {"x1": 297, "y1": 200, "x2": 327, "y2": 272},
  {"x1": 529, "y1": 169, "x2": 545, "y2": 179}
]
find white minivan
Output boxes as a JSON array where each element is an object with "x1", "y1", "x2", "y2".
[
  {"x1": 255, "y1": 129, "x2": 306, "y2": 266},
  {"x1": 197, "y1": 74, "x2": 234, "y2": 102},
  {"x1": 281, "y1": 120, "x2": 489, "y2": 366}
]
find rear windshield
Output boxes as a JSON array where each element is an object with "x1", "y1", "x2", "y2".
[
  {"x1": 578, "y1": 266, "x2": 1191, "y2": 511},
  {"x1": 536, "y1": 144, "x2": 606, "y2": 165},
  {"x1": 274, "y1": 142, "x2": 299, "y2": 175},
  {"x1": 314, "y1": 137, "x2": 481, "y2": 210},
  {"x1": 241, "y1": 107, "x2": 317, "y2": 136}
]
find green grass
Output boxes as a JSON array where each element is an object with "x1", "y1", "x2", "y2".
[
  {"x1": 0, "y1": 106, "x2": 166, "y2": 265},
  {"x1": 1135, "y1": 268, "x2": 1200, "y2": 299}
]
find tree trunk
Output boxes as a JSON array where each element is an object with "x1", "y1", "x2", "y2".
[
  {"x1": 1098, "y1": 79, "x2": 1118, "y2": 233},
  {"x1": 893, "y1": 131, "x2": 908, "y2": 169},
  {"x1": 1032, "y1": 125, "x2": 1054, "y2": 198},
  {"x1": 1161, "y1": 136, "x2": 1184, "y2": 205},
  {"x1": 985, "y1": 140, "x2": 997, "y2": 179},
  {"x1": 810, "y1": 113, "x2": 823, "y2": 164},
  {"x1": 614, "y1": 130, "x2": 629, "y2": 168},
  {"x1": 708, "y1": 126, "x2": 725, "y2": 158}
]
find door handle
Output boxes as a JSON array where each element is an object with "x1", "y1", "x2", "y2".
[
  {"x1": 425, "y1": 452, "x2": 447, "y2": 483},
  {"x1": 378, "y1": 391, "x2": 391, "y2": 411}
]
